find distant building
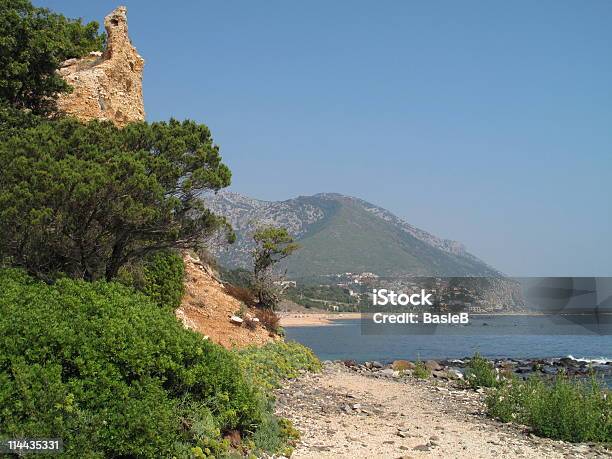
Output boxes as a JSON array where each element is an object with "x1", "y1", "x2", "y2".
[{"x1": 273, "y1": 280, "x2": 297, "y2": 288}]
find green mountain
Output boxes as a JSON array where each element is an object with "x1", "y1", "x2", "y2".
[{"x1": 203, "y1": 192, "x2": 500, "y2": 279}]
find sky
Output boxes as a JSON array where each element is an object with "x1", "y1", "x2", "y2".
[{"x1": 40, "y1": 1, "x2": 611, "y2": 277}]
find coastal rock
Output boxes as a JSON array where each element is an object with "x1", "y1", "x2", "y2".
[
  {"x1": 425, "y1": 360, "x2": 443, "y2": 371},
  {"x1": 446, "y1": 368, "x2": 464, "y2": 379},
  {"x1": 392, "y1": 360, "x2": 415, "y2": 371},
  {"x1": 57, "y1": 7, "x2": 145, "y2": 127},
  {"x1": 378, "y1": 368, "x2": 396, "y2": 378}
]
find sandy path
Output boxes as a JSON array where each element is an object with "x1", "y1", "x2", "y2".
[{"x1": 275, "y1": 363, "x2": 609, "y2": 458}]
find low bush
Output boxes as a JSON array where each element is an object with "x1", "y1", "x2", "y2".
[
  {"x1": 0, "y1": 269, "x2": 262, "y2": 457},
  {"x1": 141, "y1": 251, "x2": 185, "y2": 309},
  {"x1": 225, "y1": 283, "x2": 257, "y2": 308},
  {"x1": 465, "y1": 353, "x2": 501, "y2": 389},
  {"x1": 235, "y1": 341, "x2": 319, "y2": 456},
  {"x1": 116, "y1": 250, "x2": 185, "y2": 309},
  {"x1": 237, "y1": 341, "x2": 322, "y2": 392},
  {"x1": 413, "y1": 360, "x2": 431, "y2": 379},
  {"x1": 248, "y1": 401, "x2": 300, "y2": 457},
  {"x1": 486, "y1": 373, "x2": 611, "y2": 443},
  {"x1": 255, "y1": 307, "x2": 281, "y2": 333}
]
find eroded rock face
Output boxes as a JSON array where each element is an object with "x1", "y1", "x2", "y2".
[{"x1": 56, "y1": 6, "x2": 144, "y2": 127}]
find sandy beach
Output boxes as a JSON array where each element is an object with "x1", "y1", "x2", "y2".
[{"x1": 279, "y1": 312, "x2": 362, "y2": 327}]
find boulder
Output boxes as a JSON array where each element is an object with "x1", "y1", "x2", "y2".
[
  {"x1": 229, "y1": 315, "x2": 243, "y2": 324},
  {"x1": 424, "y1": 360, "x2": 442, "y2": 371},
  {"x1": 392, "y1": 360, "x2": 415, "y2": 371},
  {"x1": 378, "y1": 368, "x2": 396, "y2": 377}
]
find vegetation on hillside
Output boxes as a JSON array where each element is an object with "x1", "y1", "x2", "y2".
[
  {"x1": 284, "y1": 284, "x2": 364, "y2": 311},
  {"x1": 0, "y1": 2, "x2": 320, "y2": 457},
  {"x1": 0, "y1": 0, "x2": 105, "y2": 115},
  {"x1": 0, "y1": 269, "x2": 263, "y2": 457},
  {"x1": 0, "y1": 116, "x2": 234, "y2": 282},
  {"x1": 116, "y1": 250, "x2": 186, "y2": 310},
  {"x1": 0, "y1": 269, "x2": 321, "y2": 457},
  {"x1": 207, "y1": 193, "x2": 500, "y2": 278}
]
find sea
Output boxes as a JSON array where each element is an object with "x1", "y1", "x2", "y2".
[{"x1": 285, "y1": 315, "x2": 612, "y2": 384}]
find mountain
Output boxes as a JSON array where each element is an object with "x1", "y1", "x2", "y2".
[{"x1": 202, "y1": 191, "x2": 501, "y2": 279}]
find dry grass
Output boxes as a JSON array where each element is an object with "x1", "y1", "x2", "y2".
[
  {"x1": 224, "y1": 283, "x2": 257, "y2": 308},
  {"x1": 256, "y1": 308, "x2": 281, "y2": 332}
]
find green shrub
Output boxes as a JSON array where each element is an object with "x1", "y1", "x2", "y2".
[
  {"x1": 465, "y1": 353, "x2": 500, "y2": 389},
  {"x1": 116, "y1": 250, "x2": 185, "y2": 309},
  {"x1": 237, "y1": 341, "x2": 321, "y2": 392},
  {"x1": 413, "y1": 360, "x2": 431, "y2": 379},
  {"x1": 0, "y1": 269, "x2": 263, "y2": 457},
  {"x1": 486, "y1": 373, "x2": 611, "y2": 443},
  {"x1": 249, "y1": 401, "x2": 300, "y2": 457},
  {"x1": 141, "y1": 251, "x2": 185, "y2": 309},
  {"x1": 236, "y1": 342, "x2": 316, "y2": 456}
]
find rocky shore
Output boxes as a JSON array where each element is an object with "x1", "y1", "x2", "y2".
[
  {"x1": 343, "y1": 355, "x2": 612, "y2": 384},
  {"x1": 274, "y1": 360, "x2": 610, "y2": 458}
]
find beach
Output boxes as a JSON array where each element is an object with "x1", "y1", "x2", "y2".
[{"x1": 279, "y1": 312, "x2": 362, "y2": 327}]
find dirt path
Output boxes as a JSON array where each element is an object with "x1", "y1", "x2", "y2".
[{"x1": 275, "y1": 362, "x2": 609, "y2": 458}]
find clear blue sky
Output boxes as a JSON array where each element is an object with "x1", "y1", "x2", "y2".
[{"x1": 40, "y1": 1, "x2": 611, "y2": 276}]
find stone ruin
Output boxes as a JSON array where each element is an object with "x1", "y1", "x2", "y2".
[{"x1": 56, "y1": 6, "x2": 144, "y2": 127}]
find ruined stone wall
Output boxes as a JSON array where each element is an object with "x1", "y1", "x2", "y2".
[{"x1": 56, "y1": 7, "x2": 144, "y2": 127}]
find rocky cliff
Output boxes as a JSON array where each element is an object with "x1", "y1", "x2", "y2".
[
  {"x1": 56, "y1": 6, "x2": 144, "y2": 127},
  {"x1": 55, "y1": 7, "x2": 274, "y2": 348}
]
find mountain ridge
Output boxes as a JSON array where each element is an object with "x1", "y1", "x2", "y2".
[{"x1": 203, "y1": 191, "x2": 501, "y2": 279}]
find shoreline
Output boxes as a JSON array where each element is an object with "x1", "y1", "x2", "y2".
[
  {"x1": 279, "y1": 311, "x2": 607, "y2": 327},
  {"x1": 279, "y1": 312, "x2": 362, "y2": 327}
]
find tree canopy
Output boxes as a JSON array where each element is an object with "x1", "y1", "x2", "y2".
[
  {"x1": 0, "y1": 0, "x2": 105, "y2": 115},
  {"x1": 0, "y1": 117, "x2": 234, "y2": 281},
  {"x1": 253, "y1": 226, "x2": 300, "y2": 275}
]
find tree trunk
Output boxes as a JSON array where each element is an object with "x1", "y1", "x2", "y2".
[{"x1": 105, "y1": 234, "x2": 128, "y2": 280}]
